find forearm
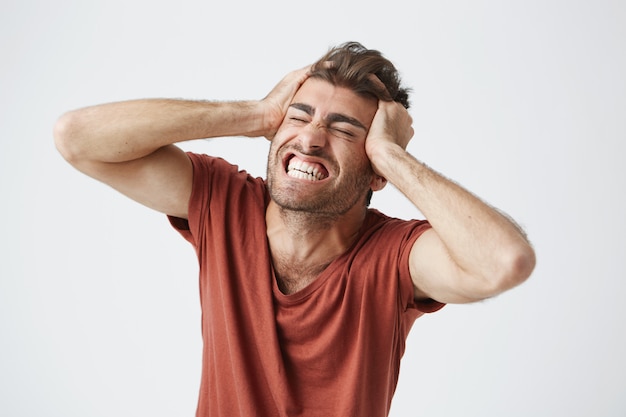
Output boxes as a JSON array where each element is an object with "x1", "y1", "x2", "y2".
[
  {"x1": 372, "y1": 143, "x2": 535, "y2": 285},
  {"x1": 54, "y1": 99, "x2": 266, "y2": 163}
]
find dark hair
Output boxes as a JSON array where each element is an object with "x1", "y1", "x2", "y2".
[
  {"x1": 310, "y1": 41, "x2": 411, "y2": 109},
  {"x1": 312, "y1": 42, "x2": 408, "y2": 207}
]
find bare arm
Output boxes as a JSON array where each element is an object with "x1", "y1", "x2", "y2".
[
  {"x1": 54, "y1": 67, "x2": 311, "y2": 218},
  {"x1": 366, "y1": 100, "x2": 536, "y2": 303}
]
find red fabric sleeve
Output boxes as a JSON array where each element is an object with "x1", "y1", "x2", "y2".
[{"x1": 397, "y1": 220, "x2": 446, "y2": 314}]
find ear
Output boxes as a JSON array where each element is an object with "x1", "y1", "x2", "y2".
[{"x1": 369, "y1": 175, "x2": 387, "y2": 192}]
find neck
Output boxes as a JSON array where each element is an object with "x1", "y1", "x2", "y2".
[
  {"x1": 266, "y1": 201, "x2": 367, "y2": 293},
  {"x1": 266, "y1": 200, "x2": 366, "y2": 252}
]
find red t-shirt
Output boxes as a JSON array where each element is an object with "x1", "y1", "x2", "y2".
[{"x1": 169, "y1": 152, "x2": 444, "y2": 417}]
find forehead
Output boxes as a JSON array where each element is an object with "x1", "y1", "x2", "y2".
[{"x1": 290, "y1": 78, "x2": 378, "y2": 128}]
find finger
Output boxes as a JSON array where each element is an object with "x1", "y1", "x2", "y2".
[
  {"x1": 367, "y1": 74, "x2": 393, "y2": 102},
  {"x1": 289, "y1": 65, "x2": 313, "y2": 85}
]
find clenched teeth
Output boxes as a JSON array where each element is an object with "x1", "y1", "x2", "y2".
[{"x1": 287, "y1": 159, "x2": 327, "y2": 181}]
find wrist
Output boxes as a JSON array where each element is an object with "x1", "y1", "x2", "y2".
[
  {"x1": 236, "y1": 100, "x2": 271, "y2": 138},
  {"x1": 366, "y1": 140, "x2": 402, "y2": 173}
]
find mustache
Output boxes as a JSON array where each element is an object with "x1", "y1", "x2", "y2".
[{"x1": 284, "y1": 143, "x2": 332, "y2": 161}]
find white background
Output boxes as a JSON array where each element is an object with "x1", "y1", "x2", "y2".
[{"x1": 1, "y1": 0, "x2": 625, "y2": 416}]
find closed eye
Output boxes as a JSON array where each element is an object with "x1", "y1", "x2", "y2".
[
  {"x1": 329, "y1": 126, "x2": 358, "y2": 141},
  {"x1": 331, "y1": 127, "x2": 354, "y2": 137},
  {"x1": 288, "y1": 117, "x2": 309, "y2": 127}
]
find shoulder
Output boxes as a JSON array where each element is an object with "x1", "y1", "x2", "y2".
[
  {"x1": 342, "y1": 210, "x2": 441, "y2": 313},
  {"x1": 172, "y1": 152, "x2": 267, "y2": 238},
  {"x1": 361, "y1": 209, "x2": 430, "y2": 242},
  {"x1": 186, "y1": 152, "x2": 246, "y2": 177},
  {"x1": 346, "y1": 209, "x2": 431, "y2": 269},
  {"x1": 186, "y1": 152, "x2": 266, "y2": 194}
]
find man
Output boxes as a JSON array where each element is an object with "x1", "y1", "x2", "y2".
[{"x1": 54, "y1": 42, "x2": 535, "y2": 416}]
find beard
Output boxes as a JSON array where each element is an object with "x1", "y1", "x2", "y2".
[{"x1": 266, "y1": 143, "x2": 374, "y2": 217}]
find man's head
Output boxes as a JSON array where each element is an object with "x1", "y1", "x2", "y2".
[
  {"x1": 266, "y1": 42, "x2": 409, "y2": 216},
  {"x1": 309, "y1": 41, "x2": 410, "y2": 110}
]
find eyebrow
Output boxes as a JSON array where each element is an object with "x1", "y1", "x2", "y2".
[{"x1": 289, "y1": 102, "x2": 367, "y2": 131}]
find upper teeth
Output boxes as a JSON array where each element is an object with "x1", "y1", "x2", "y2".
[{"x1": 287, "y1": 159, "x2": 326, "y2": 181}]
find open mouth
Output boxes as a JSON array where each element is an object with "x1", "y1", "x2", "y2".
[{"x1": 285, "y1": 155, "x2": 329, "y2": 181}]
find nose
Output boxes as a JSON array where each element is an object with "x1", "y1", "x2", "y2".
[{"x1": 298, "y1": 122, "x2": 327, "y2": 152}]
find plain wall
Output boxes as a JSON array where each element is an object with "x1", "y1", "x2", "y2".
[{"x1": 1, "y1": 0, "x2": 625, "y2": 415}]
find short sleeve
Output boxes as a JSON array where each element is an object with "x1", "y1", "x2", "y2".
[
  {"x1": 167, "y1": 152, "x2": 255, "y2": 246},
  {"x1": 397, "y1": 220, "x2": 446, "y2": 314}
]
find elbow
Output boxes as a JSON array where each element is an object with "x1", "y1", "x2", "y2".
[
  {"x1": 468, "y1": 242, "x2": 536, "y2": 301},
  {"x1": 54, "y1": 110, "x2": 86, "y2": 163},
  {"x1": 493, "y1": 242, "x2": 536, "y2": 294}
]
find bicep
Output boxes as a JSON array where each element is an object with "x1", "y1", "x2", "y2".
[
  {"x1": 409, "y1": 229, "x2": 491, "y2": 304},
  {"x1": 72, "y1": 144, "x2": 193, "y2": 219}
]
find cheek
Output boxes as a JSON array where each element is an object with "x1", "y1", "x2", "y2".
[
  {"x1": 339, "y1": 141, "x2": 368, "y2": 161},
  {"x1": 271, "y1": 125, "x2": 297, "y2": 148},
  {"x1": 269, "y1": 131, "x2": 289, "y2": 155},
  {"x1": 337, "y1": 145, "x2": 371, "y2": 174}
]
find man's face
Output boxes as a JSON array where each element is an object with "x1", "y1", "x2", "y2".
[{"x1": 266, "y1": 78, "x2": 379, "y2": 216}]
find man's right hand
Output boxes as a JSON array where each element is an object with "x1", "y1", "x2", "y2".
[{"x1": 258, "y1": 66, "x2": 312, "y2": 141}]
